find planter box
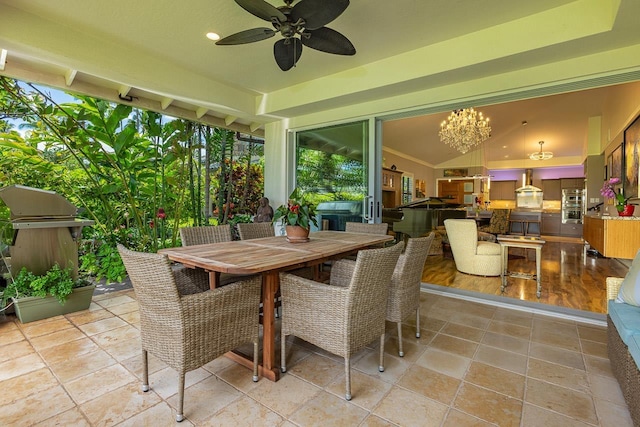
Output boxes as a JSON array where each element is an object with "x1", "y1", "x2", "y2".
[{"x1": 12, "y1": 284, "x2": 96, "y2": 323}]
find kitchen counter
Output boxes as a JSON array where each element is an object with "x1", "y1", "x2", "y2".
[{"x1": 586, "y1": 213, "x2": 640, "y2": 221}]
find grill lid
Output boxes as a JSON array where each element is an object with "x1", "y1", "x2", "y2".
[{"x1": 0, "y1": 185, "x2": 78, "y2": 220}]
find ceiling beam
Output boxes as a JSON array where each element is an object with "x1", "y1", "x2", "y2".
[
  {"x1": 64, "y1": 69, "x2": 77, "y2": 86},
  {"x1": 195, "y1": 107, "x2": 208, "y2": 119},
  {"x1": 0, "y1": 60, "x2": 265, "y2": 137},
  {"x1": 0, "y1": 49, "x2": 7, "y2": 71},
  {"x1": 160, "y1": 96, "x2": 173, "y2": 110},
  {"x1": 118, "y1": 85, "x2": 132, "y2": 97},
  {"x1": 225, "y1": 115, "x2": 237, "y2": 126}
]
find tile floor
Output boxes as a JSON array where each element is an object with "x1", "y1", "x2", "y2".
[{"x1": 0, "y1": 290, "x2": 634, "y2": 426}]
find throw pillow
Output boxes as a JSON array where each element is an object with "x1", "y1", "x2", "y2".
[{"x1": 617, "y1": 249, "x2": 640, "y2": 306}]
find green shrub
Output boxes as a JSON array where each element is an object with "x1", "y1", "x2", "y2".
[{"x1": 2, "y1": 264, "x2": 80, "y2": 306}]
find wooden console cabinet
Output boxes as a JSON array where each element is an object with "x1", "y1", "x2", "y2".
[
  {"x1": 382, "y1": 168, "x2": 403, "y2": 208},
  {"x1": 584, "y1": 216, "x2": 640, "y2": 259}
]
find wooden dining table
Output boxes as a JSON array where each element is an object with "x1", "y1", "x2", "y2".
[{"x1": 158, "y1": 230, "x2": 394, "y2": 381}]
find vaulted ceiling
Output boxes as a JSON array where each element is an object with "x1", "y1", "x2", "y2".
[{"x1": 1, "y1": 0, "x2": 640, "y2": 167}]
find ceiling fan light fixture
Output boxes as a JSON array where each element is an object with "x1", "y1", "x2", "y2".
[
  {"x1": 216, "y1": 0, "x2": 355, "y2": 71},
  {"x1": 529, "y1": 140, "x2": 553, "y2": 160},
  {"x1": 206, "y1": 32, "x2": 221, "y2": 41}
]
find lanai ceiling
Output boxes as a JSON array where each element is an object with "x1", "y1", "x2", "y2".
[{"x1": 1, "y1": 0, "x2": 640, "y2": 167}]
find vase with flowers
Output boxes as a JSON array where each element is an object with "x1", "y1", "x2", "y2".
[
  {"x1": 272, "y1": 188, "x2": 318, "y2": 243},
  {"x1": 600, "y1": 177, "x2": 635, "y2": 216}
]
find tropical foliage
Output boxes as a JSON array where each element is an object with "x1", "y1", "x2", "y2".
[{"x1": 0, "y1": 77, "x2": 264, "y2": 282}]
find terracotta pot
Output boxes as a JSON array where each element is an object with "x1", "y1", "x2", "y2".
[
  {"x1": 618, "y1": 205, "x2": 635, "y2": 217},
  {"x1": 285, "y1": 225, "x2": 310, "y2": 243}
]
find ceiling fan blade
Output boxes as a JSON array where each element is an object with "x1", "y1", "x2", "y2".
[
  {"x1": 274, "y1": 38, "x2": 303, "y2": 71},
  {"x1": 291, "y1": 0, "x2": 349, "y2": 30},
  {"x1": 216, "y1": 28, "x2": 276, "y2": 45},
  {"x1": 235, "y1": 0, "x2": 287, "y2": 22},
  {"x1": 302, "y1": 27, "x2": 355, "y2": 55}
]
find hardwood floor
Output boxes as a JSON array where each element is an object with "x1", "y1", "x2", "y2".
[{"x1": 421, "y1": 236, "x2": 630, "y2": 314}]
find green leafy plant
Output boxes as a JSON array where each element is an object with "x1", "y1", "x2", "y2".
[
  {"x1": 272, "y1": 188, "x2": 318, "y2": 229},
  {"x1": 80, "y1": 243, "x2": 126, "y2": 283},
  {"x1": 1, "y1": 264, "x2": 86, "y2": 307}
]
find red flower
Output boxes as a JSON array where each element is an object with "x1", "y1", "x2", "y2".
[
  {"x1": 157, "y1": 208, "x2": 166, "y2": 220},
  {"x1": 289, "y1": 204, "x2": 300, "y2": 213},
  {"x1": 149, "y1": 220, "x2": 155, "y2": 229}
]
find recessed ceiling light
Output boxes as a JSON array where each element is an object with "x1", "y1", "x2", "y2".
[
  {"x1": 206, "y1": 32, "x2": 220, "y2": 41},
  {"x1": 502, "y1": 145, "x2": 507, "y2": 149}
]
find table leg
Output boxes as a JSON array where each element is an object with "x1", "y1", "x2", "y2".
[
  {"x1": 535, "y1": 246, "x2": 542, "y2": 298},
  {"x1": 261, "y1": 271, "x2": 280, "y2": 380},
  {"x1": 225, "y1": 271, "x2": 280, "y2": 381},
  {"x1": 500, "y1": 245, "x2": 507, "y2": 292},
  {"x1": 208, "y1": 271, "x2": 220, "y2": 289}
]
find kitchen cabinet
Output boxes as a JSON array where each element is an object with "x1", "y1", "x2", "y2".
[
  {"x1": 437, "y1": 179, "x2": 473, "y2": 204},
  {"x1": 382, "y1": 168, "x2": 403, "y2": 208},
  {"x1": 489, "y1": 180, "x2": 516, "y2": 200},
  {"x1": 560, "y1": 222, "x2": 583, "y2": 238},
  {"x1": 542, "y1": 179, "x2": 562, "y2": 200},
  {"x1": 541, "y1": 212, "x2": 561, "y2": 235},
  {"x1": 583, "y1": 216, "x2": 640, "y2": 259},
  {"x1": 560, "y1": 178, "x2": 584, "y2": 190}
]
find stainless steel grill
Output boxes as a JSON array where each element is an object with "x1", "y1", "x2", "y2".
[
  {"x1": 315, "y1": 201, "x2": 363, "y2": 231},
  {"x1": 0, "y1": 185, "x2": 94, "y2": 279}
]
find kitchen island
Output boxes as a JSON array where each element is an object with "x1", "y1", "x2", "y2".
[{"x1": 583, "y1": 214, "x2": 640, "y2": 259}]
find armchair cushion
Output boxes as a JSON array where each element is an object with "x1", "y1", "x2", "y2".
[
  {"x1": 616, "y1": 249, "x2": 640, "y2": 306},
  {"x1": 476, "y1": 241, "x2": 501, "y2": 255},
  {"x1": 608, "y1": 299, "x2": 640, "y2": 346}
]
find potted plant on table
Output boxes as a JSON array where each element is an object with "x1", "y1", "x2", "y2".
[
  {"x1": 600, "y1": 177, "x2": 635, "y2": 216},
  {"x1": 1, "y1": 264, "x2": 96, "y2": 323},
  {"x1": 272, "y1": 188, "x2": 318, "y2": 243}
]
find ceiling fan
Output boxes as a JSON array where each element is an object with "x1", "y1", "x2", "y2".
[{"x1": 216, "y1": 0, "x2": 356, "y2": 71}]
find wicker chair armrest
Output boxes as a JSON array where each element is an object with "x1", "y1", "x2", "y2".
[
  {"x1": 280, "y1": 272, "x2": 348, "y2": 319},
  {"x1": 330, "y1": 259, "x2": 356, "y2": 287},
  {"x1": 606, "y1": 277, "x2": 625, "y2": 301},
  {"x1": 180, "y1": 276, "x2": 261, "y2": 324}
]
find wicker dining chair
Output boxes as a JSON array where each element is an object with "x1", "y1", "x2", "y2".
[
  {"x1": 117, "y1": 245, "x2": 261, "y2": 423},
  {"x1": 280, "y1": 242, "x2": 403, "y2": 401},
  {"x1": 237, "y1": 222, "x2": 275, "y2": 240},
  {"x1": 344, "y1": 221, "x2": 389, "y2": 235},
  {"x1": 386, "y1": 233, "x2": 434, "y2": 357},
  {"x1": 179, "y1": 224, "x2": 232, "y2": 246},
  {"x1": 179, "y1": 224, "x2": 244, "y2": 287}
]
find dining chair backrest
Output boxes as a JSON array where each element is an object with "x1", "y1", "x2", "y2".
[
  {"x1": 385, "y1": 234, "x2": 434, "y2": 356},
  {"x1": 180, "y1": 224, "x2": 232, "y2": 246},
  {"x1": 343, "y1": 242, "x2": 403, "y2": 344},
  {"x1": 390, "y1": 233, "x2": 434, "y2": 298},
  {"x1": 345, "y1": 222, "x2": 389, "y2": 235},
  {"x1": 237, "y1": 222, "x2": 275, "y2": 240}
]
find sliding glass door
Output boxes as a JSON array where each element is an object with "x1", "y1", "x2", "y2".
[{"x1": 293, "y1": 119, "x2": 380, "y2": 230}]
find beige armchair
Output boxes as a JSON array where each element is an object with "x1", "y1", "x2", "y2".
[
  {"x1": 117, "y1": 245, "x2": 261, "y2": 422},
  {"x1": 279, "y1": 242, "x2": 403, "y2": 400},
  {"x1": 387, "y1": 234, "x2": 434, "y2": 356},
  {"x1": 444, "y1": 219, "x2": 502, "y2": 276}
]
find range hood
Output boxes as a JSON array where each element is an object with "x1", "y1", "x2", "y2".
[{"x1": 515, "y1": 169, "x2": 542, "y2": 193}]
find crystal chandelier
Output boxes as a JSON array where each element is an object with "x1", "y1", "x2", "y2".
[
  {"x1": 529, "y1": 140, "x2": 553, "y2": 160},
  {"x1": 439, "y1": 108, "x2": 491, "y2": 154}
]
